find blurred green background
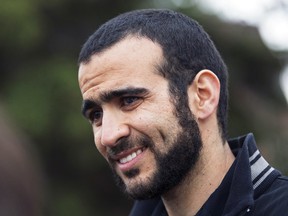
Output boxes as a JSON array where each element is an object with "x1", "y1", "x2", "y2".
[{"x1": 0, "y1": 0, "x2": 287, "y2": 215}]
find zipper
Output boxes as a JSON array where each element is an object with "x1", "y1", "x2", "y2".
[{"x1": 238, "y1": 206, "x2": 252, "y2": 216}]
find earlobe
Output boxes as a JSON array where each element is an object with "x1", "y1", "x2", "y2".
[{"x1": 188, "y1": 70, "x2": 220, "y2": 120}]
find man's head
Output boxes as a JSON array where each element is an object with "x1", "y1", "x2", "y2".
[
  {"x1": 79, "y1": 9, "x2": 228, "y2": 140},
  {"x1": 78, "y1": 9, "x2": 228, "y2": 199}
]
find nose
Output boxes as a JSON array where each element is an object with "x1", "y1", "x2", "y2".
[{"x1": 99, "y1": 111, "x2": 130, "y2": 147}]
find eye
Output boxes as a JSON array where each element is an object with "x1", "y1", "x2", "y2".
[
  {"x1": 88, "y1": 109, "x2": 103, "y2": 125},
  {"x1": 121, "y1": 96, "x2": 140, "y2": 107}
]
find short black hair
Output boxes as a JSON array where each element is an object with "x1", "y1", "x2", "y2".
[{"x1": 78, "y1": 9, "x2": 229, "y2": 140}]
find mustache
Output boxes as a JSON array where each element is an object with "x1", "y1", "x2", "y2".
[{"x1": 107, "y1": 135, "x2": 154, "y2": 158}]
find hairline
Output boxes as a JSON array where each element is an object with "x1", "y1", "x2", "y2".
[{"x1": 79, "y1": 33, "x2": 167, "y2": 77}]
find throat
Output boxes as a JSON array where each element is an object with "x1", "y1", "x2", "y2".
[
  {"x1": 161, "y1": 169, "x2": 200, "y2": 216},
  {"x1": 161, "y1": 146, "x2": 235, "y2": 216}
]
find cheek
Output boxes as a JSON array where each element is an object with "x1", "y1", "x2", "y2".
[
  {"x1": 93, "y1": 127, "x2": 106, "y2": 157},
  {"x1": 133, "y1": 113, "x2": 176, "y2": 146}
]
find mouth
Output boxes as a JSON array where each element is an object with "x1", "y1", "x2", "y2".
[
  {"x1": 119, "y1": 148, "x2": 143, "y2": 164},
  {"x1": 110, "y1": 147, "x2": 146, "y2": 172}
]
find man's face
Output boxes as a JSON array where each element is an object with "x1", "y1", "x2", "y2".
[{"x1": 78, "y1": 36, "x2": 202, "y2": 199}]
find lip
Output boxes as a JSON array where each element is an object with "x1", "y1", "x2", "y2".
[{"x1": 115, "y1": 147, "x2": 146, "y2": 172}]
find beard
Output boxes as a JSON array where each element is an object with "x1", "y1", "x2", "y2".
[{"x1": 107, "y1": 105, "x2": 203, "y2": 200}]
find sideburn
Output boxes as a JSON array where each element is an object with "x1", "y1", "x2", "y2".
[{"x1": 168, "y1": 81, "x2": 195, "y2": 128}]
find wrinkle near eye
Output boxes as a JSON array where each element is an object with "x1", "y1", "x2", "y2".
[{"x1": 122, "y1": 96, "x2": 140, "y2": 106}]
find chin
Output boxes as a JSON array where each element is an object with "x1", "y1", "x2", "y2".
[{"x1": 116, "y1": 169, "x2": 157, "y2": 199}]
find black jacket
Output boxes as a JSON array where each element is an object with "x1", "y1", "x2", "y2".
[{"x1": 129, "y1": 134, "x2": 288, "y2": 216}]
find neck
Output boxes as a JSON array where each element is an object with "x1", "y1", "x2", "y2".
[{"x1": 161, "y1": 136, "x2": 235, "y2": 216}]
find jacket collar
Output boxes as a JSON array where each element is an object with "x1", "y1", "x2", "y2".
[
  {"x1": 222, "y1": 133, "x2": 281, "y2": 215},
  {"x1": 197, "y1": 133, "x2": 281, "y2": 216},
  {"x1": 229, "y1": 133, "x2": 281, "y2": 199}
]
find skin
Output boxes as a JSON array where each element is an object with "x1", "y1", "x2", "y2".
[{"x1": 78, "y1": 36, "x2": 235, "y2": 216}]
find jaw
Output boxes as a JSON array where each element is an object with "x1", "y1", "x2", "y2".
[{"x1": 111, "y1": 147, "x2": 157, "y2": 188}]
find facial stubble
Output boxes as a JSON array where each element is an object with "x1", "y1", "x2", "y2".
[{"x1": 108, "y1": 107, "x2": 202, "y2": 200}]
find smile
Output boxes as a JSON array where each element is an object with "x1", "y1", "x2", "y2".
[{"x1": 119, "y1": 148, "x2": 143, "y2": 164}]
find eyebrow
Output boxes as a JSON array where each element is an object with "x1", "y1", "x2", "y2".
[
  {"x1": 81, "y1": 87, "x2": 149, "y2": 117},
  {"x1": 100, "y1": 87, "x2": 148, "y2": 103}
]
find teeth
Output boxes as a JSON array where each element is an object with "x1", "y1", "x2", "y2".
[{"x1": 119, "y1": 149, "x2": 143, "y2": 164}]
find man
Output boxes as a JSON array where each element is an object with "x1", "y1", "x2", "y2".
[{"x1": 78, "y1": 9, "x2": 288, "y2": 216}]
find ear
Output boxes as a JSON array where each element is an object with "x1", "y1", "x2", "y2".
[{"x1": 188, "y1": 70, "x2": 220, "y2": 120}]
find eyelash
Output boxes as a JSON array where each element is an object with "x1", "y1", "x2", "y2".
[
  {"x1": 88, "y1": 109, "x2": 103, "y2": 125},
  {"x1": 121, "y1": 96, "x2": 140, "y2": 107},
  {"x1": 86, "y1": 96, "x2": 141, "y2": 125}
]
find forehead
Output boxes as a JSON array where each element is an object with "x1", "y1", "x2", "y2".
[{"x1": 78, "y1": 36, "x2": 165, "y2": 97}]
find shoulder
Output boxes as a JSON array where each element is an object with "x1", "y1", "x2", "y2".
[
  {"x1": 265, "y1": 175, "x2": 288, "y2": 200},
  {"x1": 271, "y1": 175, "x2": 288, "y2": 190},
  {"x1": 253, "y1": 175, "x2": 288, "y2": 215}
]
